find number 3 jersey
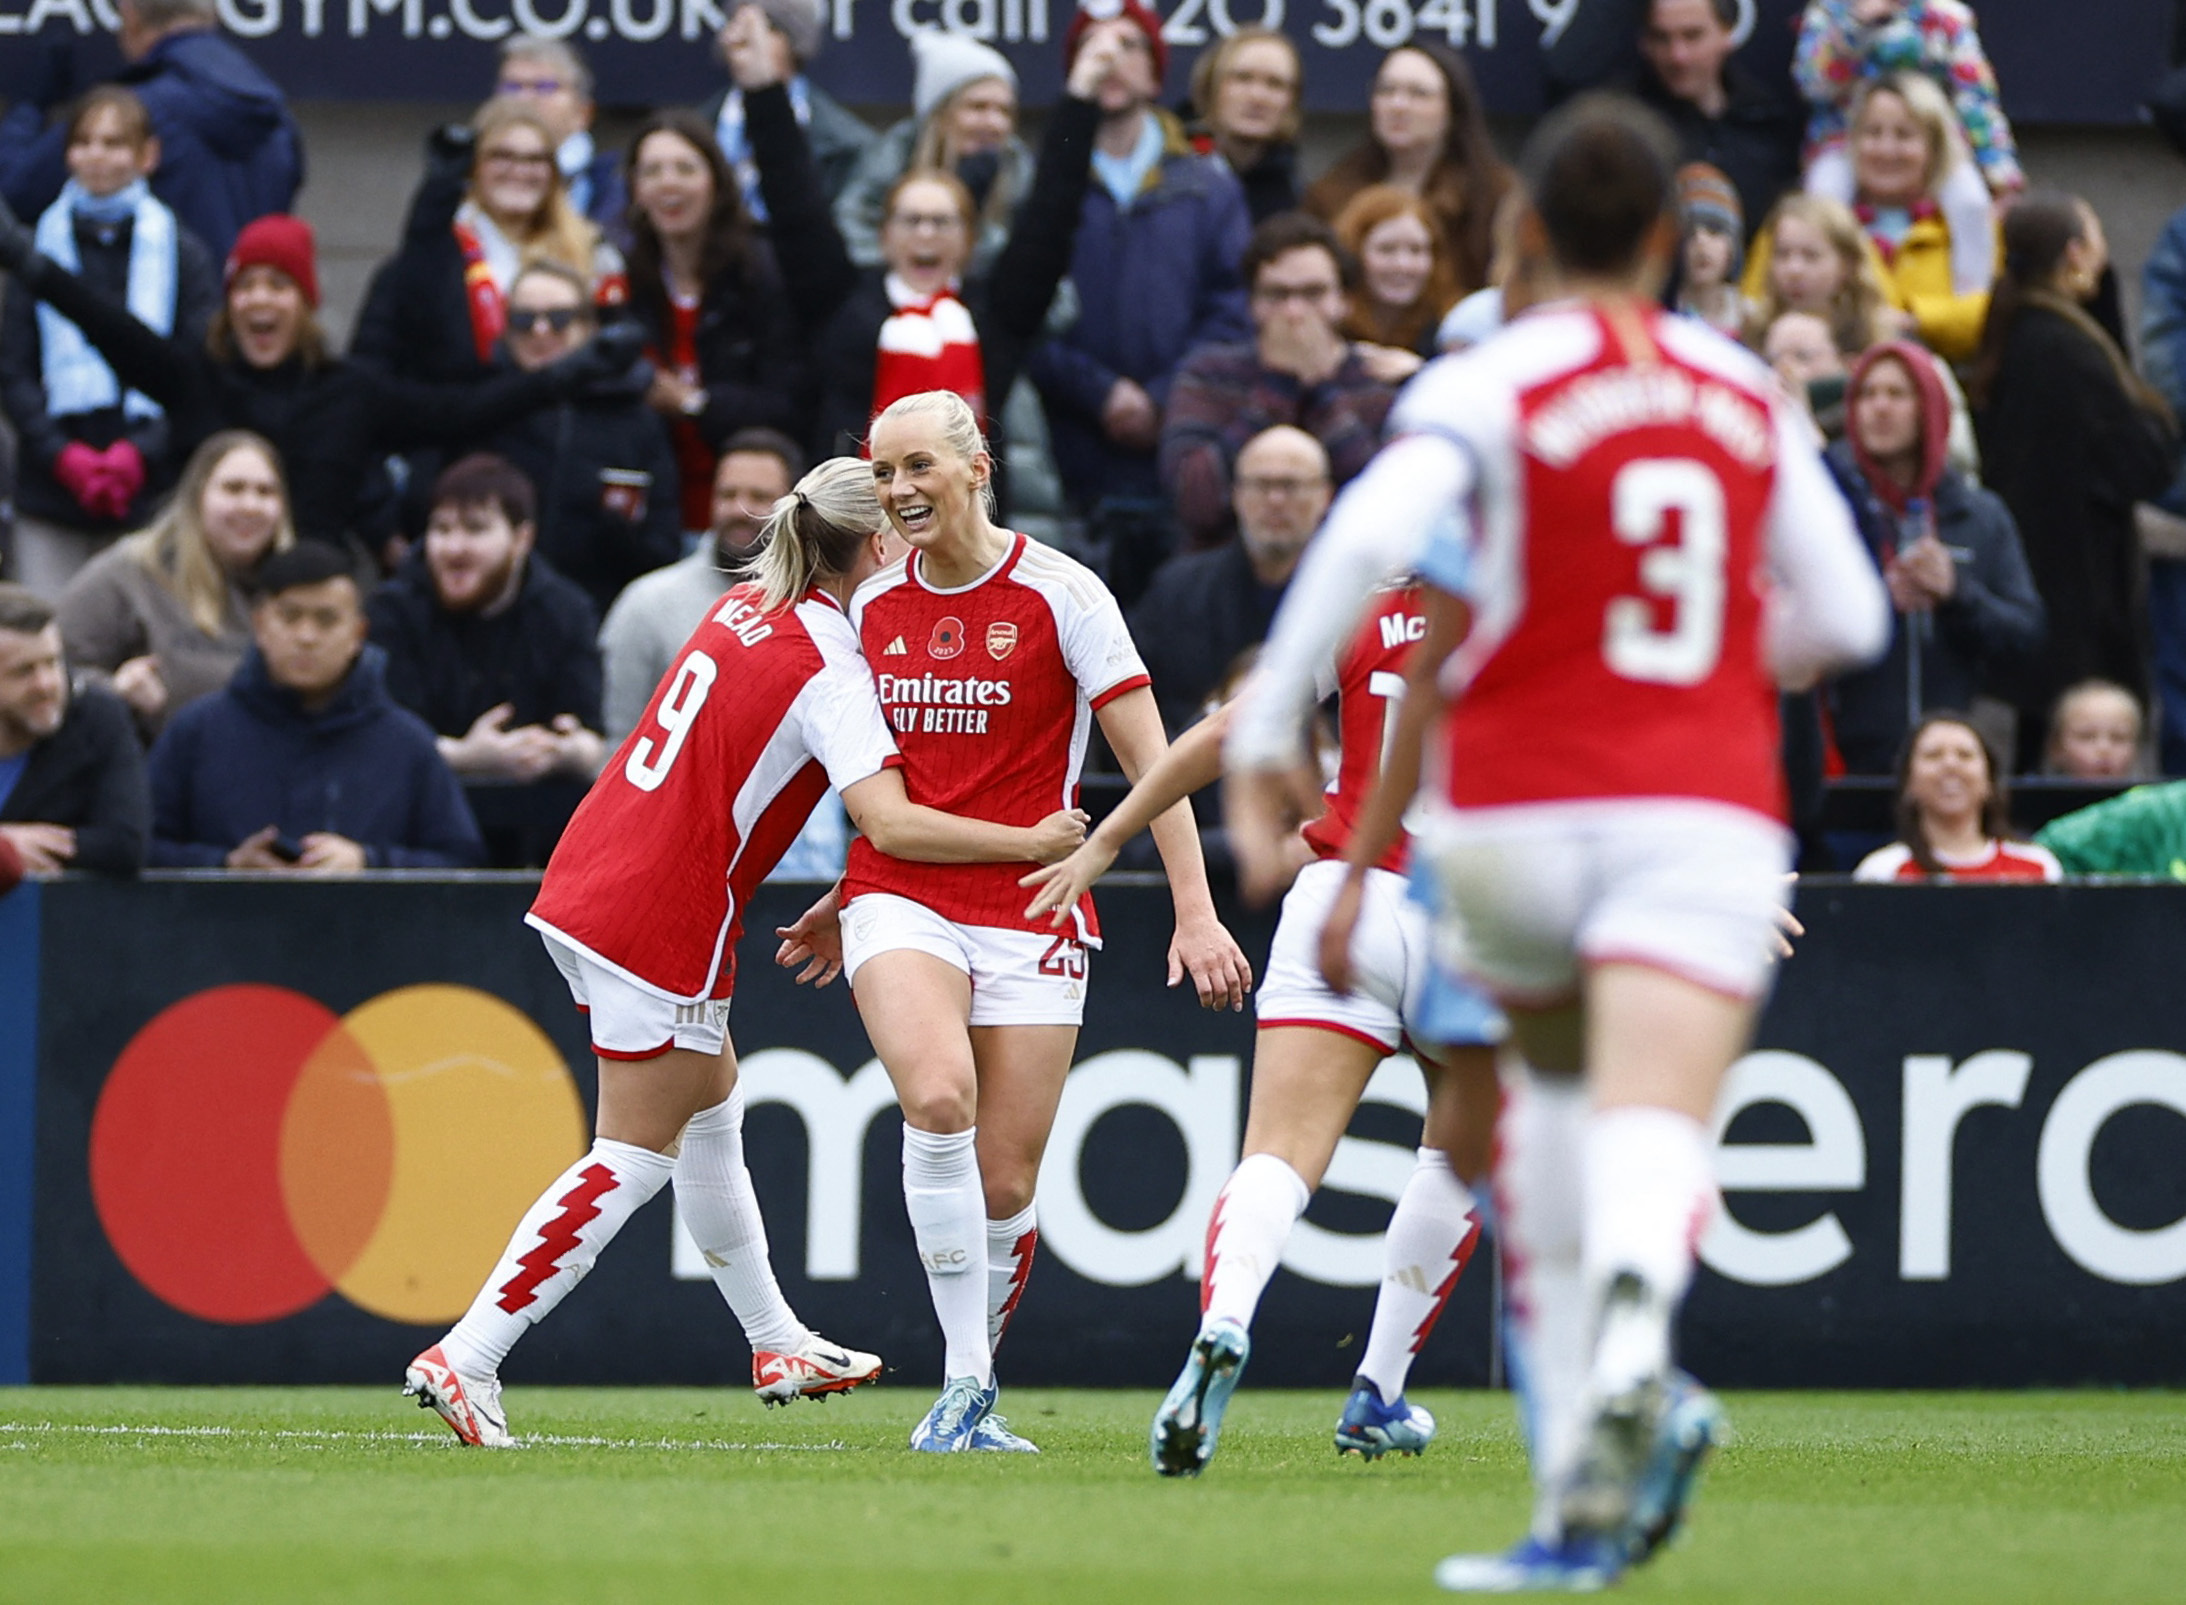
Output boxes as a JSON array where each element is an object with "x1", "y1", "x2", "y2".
[
  {"x1": 528, "y1": 585, "x2": 901, "y2": 1001},
  {"x1": 1412, "y1": 304, "x2": 1813, "y2": 823},
  {"x1": 842, "y1": 532, "x2": 1150, "y2": 940}
]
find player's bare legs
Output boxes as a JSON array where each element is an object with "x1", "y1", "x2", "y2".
[{"x1": 968, "y1": 1023, "x2": 1076, "y2": 1354}]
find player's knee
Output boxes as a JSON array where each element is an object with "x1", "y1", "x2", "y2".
[
  {"x1": 980, "y1": 1165, "x2": 1037, "y2": 1219},
  {"x1": 900, "y1": 1079, "x2": 977, "y2": 1134}
]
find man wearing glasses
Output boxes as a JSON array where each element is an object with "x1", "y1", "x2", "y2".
[{"x1": 494, "y1": 36, "x2": 628, "y2": 238}]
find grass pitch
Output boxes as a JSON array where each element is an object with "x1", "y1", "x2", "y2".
[{"x1": 0, "y1": 1387, "x2": 2178, "y2": 1603}]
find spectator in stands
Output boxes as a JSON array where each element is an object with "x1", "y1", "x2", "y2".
[
  {"x1": 0, "y1": 0, "x2": 303, "y2": 264},
  {"x1": 1541, "y1": 0, "x2": 1801, "y2": 239},
  {"x1": 1853, "y1": 712, "x2": 2060, "y2": 881},
  {"x1": 0, "y1": 584, "x2": 147, "y2": 877},
  {"x1": 150, "y1": 541, "x2": 482, "y2": 869},
  {"x1": 1332, "y1": 185, "x2": 1460, "y2": 358},
  {"x1": 1793, "y1": 0, "x2": 2020, "y2": 301},
  {"x1": 700, "y1": 0, "x2": 875, "y2": 220},
  {"x1": 482, "y1": 261, "x2": 680, "y2": 616},
  {"x1": 620, "y1": 110, "x2": 809, "y2": 538},
  {"x1": 1742, "y1": 192, "x2": 1899, "y2": 356},
  {"x1": 737, "y1": 11, "x2": 1108, "y2": 478},
  {"x1": 1185, "y1": 26, "x2": 1305, "y2": 224},
  {"x1": 1025, "y1": 0, "x2": 1252, "y2": 597},
  {"x1": 1764, "y1": 310, "x2": 1849, "y2": 439},
  {"x1": 1673, "y1": 162, "x2": 1749, "y2": 336},
  {"x1": 1822, "y1": 341, "x2": 2041, "y2": 774},
  {"x1": 2141, "y1": 93, "x2": 2186, "y2": 777},
  {"x1": 599, "y1": 429, "x2": 799, "y2": 744},
  {"x1": 351, "y1": 104, "x2": 626, "y2": 389},
  {"x1": 1972, "y1": 192, "x2": 2177, "y2": 771},
  {"x1": 835, "y1": 31, "x2": 1029, "y2": 270},
  {"x1": 1305, "y1": 44, "x2": 1511, "y2": 299},
  {"x1": 0, "y1": 204, "x2": 639, "y2": 555},
  {"x1": 1132, "y1": 425, "x2": 1328, "y2": 733},
  {"x1": 2044, "y1": 679, "x2": 2144, "y2": 781},
  {"x1": 58, "y1": 429, "x2": 292, "y2": 742},
  {"x1": 495, "y1": 36, "x2": 627, "y2": 237},
  {"x1": 2035, "y1": 778, "x2": 2186, "y2": 877},
  {"x1": 1160, "y1": 213, "x2": 1399, "y2": 550},
  {"x1": 0, "y1": 88, "x2": 218, "y2": 597}
]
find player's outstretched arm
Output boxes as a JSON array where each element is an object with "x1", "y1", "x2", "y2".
[
  {"x1": 840, "y1": 769, "x2": 1089, "y2": 865},
  {"x1": 1096, "y1": 687, "x2": 1253, "y2": 1012},
  {"x1": 1318, "y1": 585, "x2": 1468, "y2": 996},
  {"x1": 1020, "y1": 705, "x2": 1232, "y2": 925}
]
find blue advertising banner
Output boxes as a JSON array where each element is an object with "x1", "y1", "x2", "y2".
[{"x1": 0, "y1": 0, "x2": 2167, "y2": 121}]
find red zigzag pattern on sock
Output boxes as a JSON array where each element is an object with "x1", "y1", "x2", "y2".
[
  {"x1": 1409, "y1": 1212, "x2": 1485, "y2": 1355},
  {"x1": 994, "y1": 1229, "x2": 1038, "y2": 1344},
  {"x1": 496, "y1": 1162, "x2": 619, "y2": 1314}
]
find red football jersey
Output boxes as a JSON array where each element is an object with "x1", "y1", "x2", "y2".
[
  {"x1": 843, "y1": 533, "x2": 1150, "y2": 938},
  {"x1": 528, "y1": 585, "x2": 900, "y2": 1000},
  {"x1": 1300, "y1": 581, "x2": 1425, "y2": 875},
  {"x1": 1410, "y1": 306, "x2": 1787, "y2": 820},
  {"x1": 1854, "y1": 840, "x2": 2062, "y2": 883}
]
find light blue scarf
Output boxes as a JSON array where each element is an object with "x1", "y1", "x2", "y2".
[{"x1": 34, "y1": 179, "x2": 175, "y2": 422}]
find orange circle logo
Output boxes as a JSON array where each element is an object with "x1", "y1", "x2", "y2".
[{"x1": 89, "y1": 984, "x2": 586, "y2": 1326}]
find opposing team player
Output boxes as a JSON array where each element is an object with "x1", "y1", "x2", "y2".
[
  {"x1": 1226, "y1": 97, "x2": 1888, "y2": 1588},
  {"x1": 784, "y1": 389, "x2": 1251, "y2": 1453},
  {"x1": 1021, "y1": 581, "x2": 1503, "y2": 1476},
  {"x1": 404, "y1": 459, "x2": 1090, "y2": 1448}
]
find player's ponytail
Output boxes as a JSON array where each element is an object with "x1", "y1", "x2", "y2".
[
  {"x1": 746, "y1": 457, "x2": 885, "y2": 614},
  {"x1": 869, "y1": 389, "x2": 998, "y2": 517}
]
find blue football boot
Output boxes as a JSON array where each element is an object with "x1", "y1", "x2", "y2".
[{"x1": 1149, "y1": 1318, "x2": 1250, "y2": 1477}]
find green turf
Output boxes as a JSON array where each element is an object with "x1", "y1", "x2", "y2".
[{"x1": 0, "y1": 1387, "x2": 2179, "y2": 1603}]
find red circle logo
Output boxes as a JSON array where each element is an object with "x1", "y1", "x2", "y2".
[{"x1": 928, "y1": 616, "x2": 966, "y2": 660}]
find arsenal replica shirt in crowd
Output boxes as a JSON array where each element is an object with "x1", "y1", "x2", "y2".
[
  {"x1": 528, "y1": 585, "x2": 901, "y2": 1001},
  {"x1": 1299, "y1": 580, "x2": 1426, "y2": 876},
  {"x1": 1853, "y1": 839, "x2": 2063, "y2": 883},
  {"x1": 843, "y1": 532, "x2": 1150, "y2": 940}
]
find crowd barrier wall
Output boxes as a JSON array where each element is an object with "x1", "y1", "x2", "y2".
[{"x1": 0, "y1": 875, "x2": 2179, "y2": 1390}]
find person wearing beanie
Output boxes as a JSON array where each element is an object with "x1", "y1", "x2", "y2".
[
  {"x1": 1672, "y1": 161, "x2": 1748, "y2": 336},
  {"x1": 0, "y1": 193, "x2": 644, "y2": 559},
  {"x1": 700, "y1": 0, "x2": 877, "y2": 221},
  {"x1": 1026, "y1": 2, "x2": 1253, "y2": 603}
]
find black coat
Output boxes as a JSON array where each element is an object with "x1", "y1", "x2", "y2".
[
  {"x1": 1975, "y1": 304, "x2": 2177, "y2": 731},
  {"x1": 0, "y1": 212, "x2": 218, "y2": 531},
  {"x1": 1129, "y1": 538, "x2": 1289, "y2": 735},
  {"x1": 366, "y1": 552, "x2": 604, "y2": 740},
  {"x1": 348, "y1": 148, "x2": 501, "y2": 387},
  {"x1": 1823, "y1": 447, "x2": 2047, "y2": 775},
  {"x1": 0, "y1": 682, "x2": 147, "y2": 876},
  {"x1": 623, "y1": 241, "x2": 810, "y2": 451},
  {"x1": 12, "y1": 250, "x2": 575, "y2": 546},
  {"x1": 748, "y1": 83, "x2": 1099, "y2": 472}
]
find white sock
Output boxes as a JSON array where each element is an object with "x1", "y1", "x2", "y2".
[
  {"x1": 440, "y1": 1138, "x2": 674, "y2": 1376},
  {"x1": 675, "y1": 1088, "x2": 810, "y2": 1355},
  {"x1": 987, "y1": 1205, "x2": 1038, "y2": 1352},
  {"x1": 1496, "y1": 1070, "x2": 1590, "y2": 1543},
  {"x1": 1199, "y1": 1152, "x2": 1310, "y2": 1332},
  {"x1": 902, "y1": 1125, "x2": 992, "y2": 1387},
  {"x1": 1582, "y1": 1105, "x2": 1716, "y2": 1397},
  {"x1": 1355, "y1": 1148, "x2": 1481, "y2": 1405}
]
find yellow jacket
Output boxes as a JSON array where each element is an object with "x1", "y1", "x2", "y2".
[{"x1": 1741, "y1": 212, "x2": 1994, "y2": 363}]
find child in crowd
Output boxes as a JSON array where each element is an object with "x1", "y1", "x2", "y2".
[
  {"x1": 1763, "y1": 310, "x2": 1848, "y2": 440},
  {"x1": 2045, "y1": 680, "x2": 2145, "y2": 781},
  {"x1": 1744, "y1": 192, "x2": 1899, "y2": 357},
  {"x1": 1673, "y1": 164, "x2": 1748, "y2": 337},
  {"x1": 1793, "y1": 0, "x2": 2019, "y2": 296}
]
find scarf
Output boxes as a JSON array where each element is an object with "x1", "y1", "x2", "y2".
[
  {"x1": 453, "y1": 200, "x2": 521, "y2": 364},
  {"x1": 873, "y1": 274, "x2": 986, "y2": 426},
  {"x1": 715, "y1": 78, "x2": 812, "y2": 225},
  {"x1": 35, "y1": 179, "x2": 174, "y2": 422},
  {"x1": 559, "y1": 130, "x2": 596, "y2": 216},
  {"x1": 1853, "y1": 196, "x2": 1939, "y2": 265}
]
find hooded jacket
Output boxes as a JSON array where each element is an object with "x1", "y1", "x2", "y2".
[
  {"x1": 0, "y1": 30, "x2": 303, "y2": 264},
  {"x1": 148, "y1": 643, "x2": 482, "y2": 868}
]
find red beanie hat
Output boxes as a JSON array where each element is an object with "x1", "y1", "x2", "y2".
[
  {"x1": 225, "y1": 215, "x2": 320, "y2": 309},
  {"x1": 1065, "y1": 0, "x2": 1169, "y2": 84}
]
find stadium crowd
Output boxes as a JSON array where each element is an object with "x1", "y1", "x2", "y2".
[{"x1": 2, "y1": 0, "x2": 2185, "y2": 883}]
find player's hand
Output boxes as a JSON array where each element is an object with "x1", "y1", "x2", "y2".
[
  {"x1": 1021, "y1": 833, "x2": 1117, "y2": 925},
  {"x1": 775, "y1": 888, "x2": 844, "y2": 987},
  {"x1": 1168, "y1": 910, "x2": 1252, "y2": 1012},
  {"x1": 1224, "y1": 763, "x2": 1323, "y2": 906},
  {"x1": 1024, "y1": 807, "x2": 1092, "y2": 866},
  {"x1": 297, "y1": 833, "x2": 368, "y2": 874},
  {"x1": 0, "y1": 822, "x2": 76, "y2": 876},
  {"x1": 1770, "y1": 874, "x2": 1805, "y2": 961},
  {"x1": 1315, "y1": 868, "x2": 1367, "y2": 995}
]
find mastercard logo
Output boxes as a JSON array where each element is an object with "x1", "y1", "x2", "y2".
[{"x1": 90, "y1": 984, "x2": 587, "y2": 1327}]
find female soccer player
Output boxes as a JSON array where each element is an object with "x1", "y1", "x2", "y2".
[
  {"x1": 1020, "y1": 579, "x2": 1503, "y2": 1478},
  {"x1": 801, "y1": 389, "x2": 1250, "y2": 1454},
  {"x1": 404, "y1": 457, "x2": 1090, "y2": 1448}
]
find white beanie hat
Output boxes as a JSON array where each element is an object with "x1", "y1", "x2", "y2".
[{"x1": 912, "y1": 29, "x2": 1019, "y2": 124}]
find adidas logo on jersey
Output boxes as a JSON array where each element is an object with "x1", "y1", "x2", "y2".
[{"x1": 883, "y1": 636, "x2": 907, "y2": 656}]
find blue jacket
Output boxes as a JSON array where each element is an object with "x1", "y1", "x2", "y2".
[
  {"x1": 2140, "y1": 204, "x2": 2186, "y2": 516},
  {"x1": 149, "y1": 644, "x2": 482, "y2": 869},
  {"x1": 0, "y1": 30, "x2": 303, "y2": 263},
  {"x1": 1027, "y1": 112, "x2": 1251, "y2": 510}
]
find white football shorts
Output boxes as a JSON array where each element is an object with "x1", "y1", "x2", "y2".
[
  {"x1": 840, "y1": 892, "x2": 1089, "y2": 1027},
  {"x1": 542, "y1": 931, "x2": 730, "y2": 1060}
]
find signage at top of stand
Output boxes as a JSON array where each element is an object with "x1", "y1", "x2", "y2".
[{"x1": 0, "y1": 0, "x2": 2166, "y2": 124}]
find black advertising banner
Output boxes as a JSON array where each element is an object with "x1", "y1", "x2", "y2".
[
  {"x1": 0, "y1": 0, "x2": 2166, "y2": 122},
  {"x1": 10, "y1": 876, "x2": 2186, "y2": 1389}
]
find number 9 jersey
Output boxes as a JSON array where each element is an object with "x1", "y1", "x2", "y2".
[{"x1": 527, "y1": 585, "x2": 902, "y2": 1003}]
